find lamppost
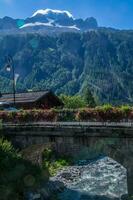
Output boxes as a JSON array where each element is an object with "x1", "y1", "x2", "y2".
[{"x1": 5, "y1": 55, "x2": 16, "y2": 106}]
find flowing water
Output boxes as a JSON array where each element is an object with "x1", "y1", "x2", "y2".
[{"x1": 51, "y1": 156, "x2": 128, "y2": 200}]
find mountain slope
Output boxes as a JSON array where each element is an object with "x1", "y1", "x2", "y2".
[
  {"x1": 0, "y1": 29, "x2": 133, "y2": 104},
  {"x1": 0, "y1": 9, "x2": 98, "y2": 33}
]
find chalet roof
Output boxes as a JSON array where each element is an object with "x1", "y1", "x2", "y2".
[{"x1": 0, "y1": 90, "x2": 56, "y2": 104}]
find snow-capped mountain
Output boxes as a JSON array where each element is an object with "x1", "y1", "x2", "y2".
[
  {"x1": 0, "y1": 9, "x2": 98, "y2": 33},
  {"x1": 31, "y1": 9, "x2": 74, "y2": 19}
]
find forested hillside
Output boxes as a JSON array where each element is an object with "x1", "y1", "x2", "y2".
[{"x1": 0, "y1": 29, "x2": 133, "y2": 104}]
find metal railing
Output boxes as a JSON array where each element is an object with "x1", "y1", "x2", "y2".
[{"x1": 3, "y1": 121, "x2": 133, "y2": 128}]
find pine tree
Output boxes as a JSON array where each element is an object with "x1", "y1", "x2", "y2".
[{"x1": 83, "y1": 87, "x2": 96, "y2": 107}]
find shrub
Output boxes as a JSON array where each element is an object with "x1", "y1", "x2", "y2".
[
  {"x1": 0, "y1": 110, "x2": 56, "y2": 123},
  {"x1": 0, "y1": 137, "x2": 19, "y2": 159},
  {"x1": 82, "y1": 87, "x2": 96, "y2": 107},
  {"x1": 42, "y1": 148, "x2": 53, "y2": 161},
  {"x1": 96, "y1": 104, "x2": 113, "y2": 112},
  {"x1": 60, "y1": 95, "x2": 87, "y2": 109},
  {"x1": 76, "y1": 107, "x2": 129, "y2": 122},
  {"x1": 0, "y1": 106, "x2": 133, "y2": 123},
  {"x1": 48, "y1": 159, "x2": 70, "y2": 176},
  {"x1": 0, "y1": 137, "x2": 45, "y2": 199},
  {"x1": 120, "y1": 105, "x2": 132, "y2": 115},
  {"x1": 76, "y1": 108, "x2": 97, "y2": 121},
  {"x1": 53, "y1": 108, "x2": 76, "y2": 121},
  {"x1": 42, "y1": 148, "x2": 72, "y2": 176}
]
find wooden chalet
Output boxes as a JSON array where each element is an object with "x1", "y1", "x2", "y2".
[{"x1": 0, "y1": 90, "x2": 63, "y2": 109}]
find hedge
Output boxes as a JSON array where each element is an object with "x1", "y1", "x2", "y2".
[{"x1": 0, "y1": 106, "x2": 133, "y2": 123}]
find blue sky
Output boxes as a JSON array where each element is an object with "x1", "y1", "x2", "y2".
[{"x1": 0, "y1": 0, "x2": 132, "y2": 29}]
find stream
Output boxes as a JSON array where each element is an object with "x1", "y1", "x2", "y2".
[{"x1": 51, "y1": 156, "x2": 128, "y2": 200}]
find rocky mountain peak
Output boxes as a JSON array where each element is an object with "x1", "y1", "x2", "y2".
[{"x1": 0, "y1": 9, "x2": 98, "y2": 33}]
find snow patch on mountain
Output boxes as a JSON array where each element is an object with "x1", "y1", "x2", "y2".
[
  {"x1": 20, "y1": 17, "x2": 80, "y2": 30},
  {"x1": 20, "y1": 22, "x2": 80, "y2": 30},
  {"x1": 32, "y1": 9, "x2": 74, "y2": 19},
  {"x1": 20, "y1": 19, "x2": 54, "y2": 29},
  {"x1": 20, "y1": 22, "x2": 53, "y2": 29},
  {"x1": 55, "y1": 24, "x2": 80, "y2": 30}
]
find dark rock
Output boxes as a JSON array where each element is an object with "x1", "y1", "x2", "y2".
[{"x1": 121, "y1": 194, "x2": 129, "y2": 200}]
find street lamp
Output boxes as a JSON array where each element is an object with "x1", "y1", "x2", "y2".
[{"x1": 5, "y1": 55, "x2": 16, "y2": 106}]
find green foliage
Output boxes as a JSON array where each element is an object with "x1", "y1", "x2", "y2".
[
  {"x1": 0, "y1": 30, "x2": 133, "y2": 104},
  {"x1": 0, "y1": 110, "x2": 56, "y2": 123},
  {"x1": 0, "y1": 137, "x2": 19, "y2": 158},
  {"x1": 76, "y1": 105, "x2": 133, "y2": 122},
  {"x1": 0, "y1": 137, "x2": 44, "y2": 199},
  {"x1": 96, "y1": 104, "x2": 113, "y2": 112},
  {"x1": 52, "y1": 108, "x2": 77, "y2": 121},
  {"x1": 1, "y1": 105, "x2": 133, "y2": 122},
  {"x1": 120, "y1": 105, "x2": 131, "y2": 114},
  {"x1": 42, "y1": 148, "x2": 53, "y2": 161},
  {"x1": 47, "y1": 159, "x2": 70, "y2": 176},
  {"x1": 60, "y1": 94, "x2": 87, "y2": 109},
  {"x1": 83, "y1": 87, "x2": 96, "y2": 107},
  {"x1": 42, "y1": 148, "x2": 72, "y2": 176}
]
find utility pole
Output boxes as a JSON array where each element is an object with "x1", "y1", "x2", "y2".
[{"x1": 5, "y1": 55, "x2": 16, "y2": 106}]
